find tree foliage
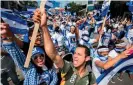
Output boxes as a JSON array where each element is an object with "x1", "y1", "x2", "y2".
[{"x1": 65, "y1": 2, "x2": 83, "y2": 14}]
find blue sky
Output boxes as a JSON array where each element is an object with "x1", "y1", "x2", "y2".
[
  {"x1": 37, "y1": 0, "x2": 90, "y2": 8},
  {"x1": 37, "y1": 0, "x2": 75, "y2": 8},
  {"x1": 38, "y1": 0, "x2": 71, "y2": 8}
]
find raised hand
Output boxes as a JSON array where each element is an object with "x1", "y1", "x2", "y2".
[
  {"x1": 120, "y1": 47, "x2": 133, "y2": 59},
  {"x1": 0, "y1": 23, "x2": 14, "y2": 39},
  {"x1": 32, "y1": 8, "x2": 47, "y2": 27}
]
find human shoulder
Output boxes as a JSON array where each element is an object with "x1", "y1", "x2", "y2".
[{"x1": 93, "y1": 57, "x2": 100, "y2": 62}]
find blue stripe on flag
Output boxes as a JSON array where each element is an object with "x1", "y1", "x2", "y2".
[
  {"x1": 1, "y1": 11, "x2": 27, "y2": 25},
  {"x1": 10, "y1": 27, "x2": 28, "y2": 34},
  {"x1": 1, "y1": 10, "x2": 29, "y2": 34},
  {"x1": 46, "y1": 1, "x2": 54, "y2": 8},
  {"x1": 45, "y1": 5, "x2": 52, "y2": 9},
  {"x1": 126, "y1": 1, "x2": 133, "y2": 12},
  {"x1": 96, "y1": 54, "x2": 133, "y2": 83},
  {"x1": 101, "y1": 0, "x2": 110, "y2": 17},
  {"x1": 118, "y1": 65, "x2": 133, "y2": 72}
]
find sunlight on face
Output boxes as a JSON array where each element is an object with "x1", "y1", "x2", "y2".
[
  {"x1": 33, "y1": 54, "x2": 45, "y2": 67},
  {"x1": 73, "y1": 47, "x2": 87, "y2": 67},
  {"x1": 70, "y1": 26, "x2": 76, "y2": 34}
]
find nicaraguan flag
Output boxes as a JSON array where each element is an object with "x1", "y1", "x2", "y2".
[
  {"x1": 1, "y1": 10, "x2": 29, "y2": 34},
  {"x1": 101, "y1": 0, "x2": 111, "y2": 17},
  {"x1": 96, "y1": 54, "x2": 133, "y2": 85},
  {"x1": 45, "y1": 1, "x2": 54, "y2": 9},
  {"x1": 37, "y1": 0, "x2": 54, "y2": 9},
  {"x1": 96, "y1": 15, "x2": 110, "y2": 25},
  {"x1": 126, "y1": 1, "x2": 133, "y2": 12},
  {"x1": 20, "y1": 11, "x2": 33, "y2": 18}
]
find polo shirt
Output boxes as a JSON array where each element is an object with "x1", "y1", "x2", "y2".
[{"x1": 60, "y1": 60, "x2": 96, "y2": 85}]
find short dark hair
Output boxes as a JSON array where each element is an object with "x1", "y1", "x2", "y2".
[
  {"x1": 70, "y1": 25, "x2": 76, "y2": 28},
  {"x1": 126, "y1": 14, "x2": 132, "y2": 22},
  {"x1": 77, "y1": 44, "x2": 90, "y2": 56},
  {"x1": 115, "y1": 39, "x2": 124, "y2": 44},
  {"x1": 97, "y1": 45, "x2": 108, "y2": 49}
]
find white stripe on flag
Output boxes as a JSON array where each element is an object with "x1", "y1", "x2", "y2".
[
  {"x1": 2, "y1": 17, "x2": 29, "y2": 30},
  {"x1": 102, "y1": 1, "x2": 110, "y2": 11},
  {"x1": 46, "y1": 1, "x2": 53, "y2": 8}
]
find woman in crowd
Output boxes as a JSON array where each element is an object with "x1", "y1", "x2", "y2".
[{"x1": 1, "y1": 23, "x2": 58, "y2": 85}]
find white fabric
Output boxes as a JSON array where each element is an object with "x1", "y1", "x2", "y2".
[
  {"x1": 79, "y1": 29, "x2": 83, "y2": 39},
  {"x1": 92, "y1": 57, "x2": 108, "y2": 79},
  {"x1": 81, "y1": 30, "x2": 90, "y2": 41},
  {"x1": 68, "y1": 22, "x2": 76, "y2": 26},
  {"x1": 88, "y1": 39, "x2": 96, "y2": 44},
  {"x1": 66, "y1": 33, "x2": 76, "y2": 47},
  {"x1": 52, "y1": 32, "x2": 64, "y2": 46},
  {"x1": 108, "y1": 50, "x2": 118, "y2": 58},
  {"x1": 127, "y1": 29, "x2": 133, "y2": 44},
  {"x1": 79, "y1": 39, "x2": 84, "y2": 45},
  {"x1": 115, "y1": 42, "x2": 126, "y2": 47},
  {"x1": 98, "y1": 48, "x2": 109, "y2": 52},
  {"x1": 60, "y1": 24, "x2": 65, "y2": 30}
]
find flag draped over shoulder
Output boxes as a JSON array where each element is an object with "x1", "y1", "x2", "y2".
[
  {"x1": 1, "y1": 9, "x2": 29, "y2": 34},
  {"x1": 101, "y1": 0, "x2": 111, "y2": 17},
  {"x1": 96, "y1": 54, "x2": 133, "y2": 85}
]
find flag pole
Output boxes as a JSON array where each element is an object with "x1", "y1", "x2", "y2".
[
  {"x1": 24, "y1": 0, "x2": 47, "y2": 68},
  {"x1": 97, "y1": 0, "x2": 111, "y2": 47}
]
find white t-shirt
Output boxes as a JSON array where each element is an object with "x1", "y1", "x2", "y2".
[
  {"x1": 79, "y1": 29, "x2": 96, "y2": 45},
  {"x1": 127, "y1": 29, "x2": 133, "y2": 44},
  {"x1": 52, "y1": 32, "x2": 64, "y2": 46},
  {"x1": 108, "y1": 50, "x2": 118, "y2": 58},
  {"x1": 81, "y1": 30, "x2": 89, "y2": 41},
  {"x1": 92, "y1": 57, "x2": 108, "y2": 79},
  {"x1": 66, "y1": 33, "x2": 77, "y2": 48},
  {"x1": 60, "y1": 24, "x2": 65, "y2": 30}
]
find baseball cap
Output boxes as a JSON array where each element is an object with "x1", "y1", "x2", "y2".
[{"x1": 32, "y1": 47, "x2": 45, "y2": 59}]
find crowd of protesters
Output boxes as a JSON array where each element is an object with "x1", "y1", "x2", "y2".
[{"x1": 1, "y1": 6, "x2": 133, "y2": 85}]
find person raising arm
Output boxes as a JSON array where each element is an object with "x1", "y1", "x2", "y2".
[{"x1": 33, "y1": 8, "x2": 97, "y2": 85}]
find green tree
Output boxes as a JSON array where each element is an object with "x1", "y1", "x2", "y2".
[{"x1": 65, "y1": 2, "x2": 82, "y2": 14}]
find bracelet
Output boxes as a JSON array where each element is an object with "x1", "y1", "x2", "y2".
[{"x1": 2, "y1": 37, "x2": 13, "y2": 40}]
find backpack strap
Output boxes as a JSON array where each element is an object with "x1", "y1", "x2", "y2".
[{"x1": 88, "y1": 72, "x2": 92, "y2": 85}]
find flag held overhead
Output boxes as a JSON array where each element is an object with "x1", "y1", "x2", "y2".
[
  {"x1": 101, "y1": 0, "x2": 111, "y2": 17},
  {"x1": 1, "y1": 10, "x2": 29, "y2": 34}
]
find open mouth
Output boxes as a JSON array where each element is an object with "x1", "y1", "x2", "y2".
[
  {"x1": 38, "y1": 61, "x2": 44, "y2": 66},
  {"x1": 73, "y1": 59, "x2": 78, "y2": 65}
]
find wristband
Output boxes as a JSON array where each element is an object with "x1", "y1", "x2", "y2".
[{"x1": 1, "y1": 37, "x2": 13, "y2": 40}]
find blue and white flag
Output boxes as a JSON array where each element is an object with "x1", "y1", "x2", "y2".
[
  {"x1": 97, "y1": 54, "x2": 133, "y2": 85},
  {"x1": 37, "y1": 0, "x2": 54, "y2": 9},
  {"x1": 1, "y1": 10, "x2": 29, "y2": 34},
  {"x1": 101, "y1": 0, "x2": 111, "y2": 17},
  {"x1": 20, "y1": 11, "x2": 33, "y2": 18},
  {"x1": 96, "y1": 14, "x2": 110, "y2": 26},
  {"x1": 45, "y1": 1, "x2": 54, "y2": 9},
  {"x1": 67, "y1": 6, "x2": 71, "y2": 9},
  {"x1": 126, "y1": 1, "x2": 133, "y2": 13}
]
